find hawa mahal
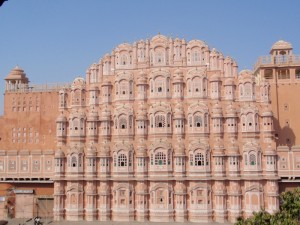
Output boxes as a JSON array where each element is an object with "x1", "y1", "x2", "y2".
[{"x1": 0, "y1": 35, "x2": 300, "y2": 223}]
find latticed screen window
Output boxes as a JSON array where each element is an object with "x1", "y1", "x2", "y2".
[
  {"x1": 194, "y1": 153, "x2": 204, "y2": 166},
  {"x1": 156, "y1": 52, "x2": 164, "y2": 63},
  {"x1": 119, "y1": 117, "x2": 127, "y2": 129},
  {"x1": 118, "y1": 154, "x2": 127, "y2": 167},
  {"x1": 71, "y1": 155, "x2": 77, "y2": 167},
  {"x1": 155, "y1": 152, "x2": 166, "y2": 165},
  {"x1": 78, "y1": 154, "x2": 82, "y2": 167},
  {"x1": 129, "y1": 81, "x2": 133, "y2": 94},
  {"x1": 193, "y1": 81, "x2": 201, "y2": 93},
  {"x1": 190, "y1": 154, "x2": 193, "y2": 166},
  {"x1": 114, "y1": 155, "x2": 117, "y2": 166},
  {"x1": 120, "y1": 82, "x2": 127, "y2": 95},
  {"x1": 128, "y1": 153, "x2": 132, "y2": 167},
  {"x1": 250, "y1": 154, "x2": 256, "y2": 165},
  {"x1": 247, "y1": 115, "x2": 254, "y2": 128},
  {"x1": 189, "y1": 116, "x2": 192, "y2": 127},
  {"x1": 151, "y1": 154, "x2": 154, "y2": 165},
  {"x1": 155, "y1": 115, "x2": 166, "y2": 128},
  {"x1": 121, "y1": 54, "x2": 127, "y2": 65},
  {"x1": 74, "y1": 89, "x2": 82, "y2": 105},
  {"x1": 168, "y1": 151, "x2": 171, "y2": 165},
  {"x1": 73, "y1": 119, "x2": 79, "y2": 131},
  {"x1": 244, "y1": 154, "x2": 248, "y2": 166},
  {"x1": 157, "y1": 189, "x2": 164, "y2": 204},
  {"x1": 194, "y1": 115, "x2": 202, "y2": 127},
  {"x1": 192, "y1": 51, "x2": 200, "y2": 62},
  {"x1": 155, "y1": 80, "x2": 164, "y2": 92},
  {"x1": 244, "y1": 83, "x2": 252, "y2": 96},
  {"x1": 59, "y1": 94, "x2": 65, "y2": 107},
  {"x1": 206, "y1": 152, "x2": 210, "y2": 165}
]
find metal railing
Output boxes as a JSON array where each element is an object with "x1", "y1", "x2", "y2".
[
  {"x1": 5, "y1": 82, "x2": 71, "y2": 93},
  {"x1": 254, "y1": 54, "x2": 300, "y2": 70}
]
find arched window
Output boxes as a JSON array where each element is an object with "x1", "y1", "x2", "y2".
[
  {"x1": 103, "y1": 61, "x2": 111, "y2": 75},
  {"x1": 71, "y1": 155, "x2": 77, "y2": 167},
  {"x1": 195, "y1": 153, "x2": 204, "y2": 166},
  {"x1": 90, "y1": 70, "x2": 97, "y2": 83},
  {"x1": 155, "y1": 115, "x2": 166, "y2": 128},
  {"x1": 192, "y1": 51, "x2": 200, "y2": 62},
  {"x1": 194, "y1": 115, "x2": 202, "y2": 127},
  {"x1": 120, "y1": 80, "x2": 128, "y2": 95},
  {"x1": 193, "y1": 77, "x2": 201, "y2": 94},
  {"x1": 156, "y1": 188, "x2": 165, "y2": 204},
  {"x1": 155, "y1": 78, "x2": 164, "y2": 93},
  {"x1": 80, "y1": 118, "x2": 85, "y2": 132},
  {"x1": 78, "y1": 153, "x2": 82, "y2": 167},
  {"x1": 72, "y1": 89, "x2": 81, "y2": 105},
  {"x1": 244, "y1": 83, "x2": 252, "y2": 97},
  {"x1": 118, "y1": 154, "x2": 127, "y2": 167},
  {"x1": 59, "y1": 93, "x2": 67, "y2": 108},
  {"x1": 155, "y1": 152, "x2": 166, "y2": 165},
  {"x1": 120, "y1": 54, "x2": 127, "y2": 65},
  {"x1": 119, "y1": 117, "x2": 127, "y2": 129},
  {"x1": 247, "y1": 114, "x2": 253, "y2": 127},
  {"x1": 73, "y1": 118, "x2": 79, "y2": 131},
  {"x1": 249, "y1": 153, "x2": 256, "y2": 165},
  {"x1": 156, "y1": 51, "x2": 164, "y2": 64}
]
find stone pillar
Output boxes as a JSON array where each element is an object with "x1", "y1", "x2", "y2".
[{"x1": 84, "y1": 181, "x2": 97, "y2": 221}]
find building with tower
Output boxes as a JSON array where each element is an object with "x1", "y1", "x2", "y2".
[
  {"x1": 0, "y1": 34, "x2": 298, "y2": 223},
  {"x1": 254, "y1": 40, "x2": 300, "y2": 190}
]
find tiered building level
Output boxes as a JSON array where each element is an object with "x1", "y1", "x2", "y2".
[{"x1": 0, "y1": 35, "x2": 298, "y2": 223}]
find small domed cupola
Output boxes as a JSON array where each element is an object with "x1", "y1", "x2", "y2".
[
  {"x1": 5, "y1": 66, "x2": 29, "y2": 91},
  {"x1": 270, "y1": 40, "x2": 293, "y2": 55}
]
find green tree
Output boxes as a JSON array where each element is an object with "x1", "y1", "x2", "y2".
[{"x1": 235, "y1": 188, "x2": 300, "y2": 225}]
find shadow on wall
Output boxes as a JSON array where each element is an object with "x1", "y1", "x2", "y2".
[{"x1": 273, "y1": 117, "x2": 296, "y2": 148}]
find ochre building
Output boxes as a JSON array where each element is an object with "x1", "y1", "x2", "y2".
[{"x1": 0, "y1": 35, "x2": 299, "y2": 223}]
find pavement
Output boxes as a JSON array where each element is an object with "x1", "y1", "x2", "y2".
[{"x1": 5, "y1": 218, "x2": 233, "y2": 225}]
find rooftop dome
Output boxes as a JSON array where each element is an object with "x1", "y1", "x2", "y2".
[
  {"x1": 55, "y1": 148, "x2": 65, "y2": 158},
  {"x1": 86, "y1": 144, "x2": 97, "y2": 157},
  {"x1": 261, "y1": 106, "x2": 273, "y2": 117},
  {"x1": 174, "y1": 140, "x2": 185, "y2": 156},
  {"x1": 56, "y1": 113, "x2": 67, "y2": 122},
  {"x1": 227, "y1": 140, "x2": 240, "y2": 156},
  {"x1": 239, "y1": 69, "x2": 253, "y2": 77},
  {"x1": 264, "y1": 145, "x2": 276, "y2": 156},
  {"x1": 210, "y1": 73, "x2": 220, "y2": 82},
  {"x1": 224, "y1": 78, "x2": 235, "y2": 86},
  {"x1": 271, "y1": 40, "x2": 293, "y2": 51},
  {"x1": 213, "y1": 139, "x2": 225, "y2": 155},
  {"x1": 173, "y1": 69, "x2": 184, "y2": 83},
  {"x1": 225, "y1": 105, "x2": 237, "y2": 118},
  {"x1": 137, "y1": 71, "x2": 147, "y2": 84},
  {"x1": 136, "y1": 139, "x2": 147, "y2": 157},
  {"x1": 136, "y1": 104, "x2": 147, "y2": 120},
  {"x1": 100, "y1": 107, "x2": 111, "y2": 120},
  {"x1": 73, "y1": 77, "x2": 85, "y2": 84},
  {"x1": 211, "y1": 103, "x2": 223, "y2": 118},
  {"x1": 174, "y1": 103, "x2": 184, "y2": 118},
  {"x1": 5, "y1": 66, "x2": 29, "y2": 82},
  {"x1": 87, "y1": 109, "x2": 99, "y2": 121},
  {"x1": 98, "y1": 141, "x2": 110, "y2": 157}
]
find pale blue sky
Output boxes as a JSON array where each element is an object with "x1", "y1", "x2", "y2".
[{"x1": 0, "y1": 0, "x2": 300, "y2": 113}]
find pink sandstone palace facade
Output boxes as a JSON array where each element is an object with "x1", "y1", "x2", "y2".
[{"x1": 0, "y1": 35, "x2": 299, "y2": 223}]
